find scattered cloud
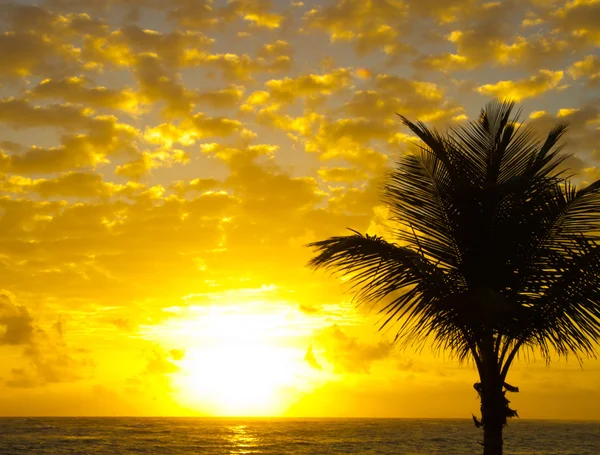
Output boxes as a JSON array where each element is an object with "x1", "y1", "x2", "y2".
[
  {"x1": 476, "y1": 69, "x2": 566, "y2": 101},
  {"x1": 0, "y1": 0, "x2": 598, "y2": 418}
]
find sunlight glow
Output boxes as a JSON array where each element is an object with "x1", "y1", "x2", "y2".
[{"x1": 169, "y1": 304, "x2": 321, "y2": 416}]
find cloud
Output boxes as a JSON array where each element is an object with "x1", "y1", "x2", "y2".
[
  {"x1": 0, "y1": 293, "x2": 93, "y2": 388},
  {"x1": 26, "y1": 77, "x2": 140, "y2": 113},
  {"x1": 143, "y1": 115, "x2": 243, "y2": 149},
  {"x1": 115, "y1": 149, "x2": 189, "y2": 179},
  {"x1": 31, "y1": 172, "x2": 117, "y2": 198},
  {"x1": 0, "y1": 118, "x2": 138, "y2": 174},
  {"x1": 187, "y1": 52, "x2": 292, "y2": 81},
  {"x1": 144, "y1": 348, "x2": 181, "y2": 375},
  {"x1": 171, "y1": 178, "x2": 220, "y2": 196},
  {"x1": 170, "y1": 0, "x2": 284, "y2": 30},
  {"x1": 341, "y1": 74, "x2": 461, "y2": 124},
  {"x1": 0, "y1": 5, "x2": 88, "y2": 79},
  {"x1": 0, "y1": 0, "x2": 598, "y2": 418},
  {"x1": 569, "y1": 55, "x2": 600, "y2": 85},
  {"x1": 414, "y1": 53, "x2": 470, "y2": 73},
  {"x1": 314, "y1": 325, "x2": 392, "y2": 374},
  {"x1": 265, "y1": 68, "x2": 353, "y2": 103},
  {"x1": 119, "y1": 25, "x2": 214, "y2": 66},
  {"x1": 302, "y1": 0, "x2": 409, "y2": 55},
  {"x1": 355, "y1": 24, "x2": 399, "y2": 56},
  {"x1": 133, "y1": 53, "x2": 196, "y2": 117},
  {"x1": 495, "y1": 35, "x2": 572, "y2": 69},
  {"x1": 258, "y1": 40, "x2": 293, "y2": 58},
  {"x1": 196, "y1": 85, "x2": 245, "y2": 109},
  {"x1": 189, "y1": 113, "x2": 244, "y2": 138},
  {"x1": 476, "y1": 69, "x2": 566, "y2": 101},
  {"x1": 526, "y1": 103, "x2": 600, "y2": 179},
  {"x1": 318, "y1": 167, "x2": 367, "y2": 182},
  {"x1": 414, "y1": 2, "x2": 577, "y2": 72},
  {"x1": 407, "y1": 0, "x2": 475, "y2": 22},
  {"x1": 0, "y1": 292, "x2": 35, "y2": 346},
  {"x1": 0, "y1": 98, "x2": 95, "y2": 130},
  {"x1": 553, "y1": 0, "x2": 600, "y2": 46},
  {"x1": 168, "y1": 0, "x2": 219, "y2": 29},
  {"x1": 225, "y1": 0, "x2": 284, "y2": 29},
  {"x1": 305, "y1": 345, "x2": 322, "y2": 370},
  {"x1": 81, "y1": 25, "x2": 214, "y2": 70}
]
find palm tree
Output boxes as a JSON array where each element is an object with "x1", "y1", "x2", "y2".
[{"x1": 307, "y1": 100, "x2": 600, "y2": 455}]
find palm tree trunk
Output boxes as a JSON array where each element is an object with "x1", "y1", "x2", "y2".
[
  {"x1": 480, "y1": 379, "x2": 505, "y2": 455},
  {"x1": 479, "y1": 335, "x2": 505, "y2": 455},
  {"x1": 482, "y1": 419, "x2": 503, "y2": 455}
]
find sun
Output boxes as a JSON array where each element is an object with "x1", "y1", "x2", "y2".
[{"x1": 169, "y1": 304, "x2": 320, "y2": 416}]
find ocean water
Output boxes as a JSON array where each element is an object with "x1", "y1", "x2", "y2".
[{"x1": 0, "y1": 418, "x2": 597, "y2": 454}]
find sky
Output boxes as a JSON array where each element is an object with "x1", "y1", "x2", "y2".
[{"x1": 0, "y1": 0, "x2": 600, "y2": 419}]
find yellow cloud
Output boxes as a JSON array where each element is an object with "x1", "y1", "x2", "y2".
[
  {"x1": 553, "y1": 0, "x2": 600, "y2": 45},
  {"x1": 414, "y1": 2, "x2": 575, "y2": 72},
  {"x1": 82, "y1": 25, "x2": 214, "y2": 70},
  {"x1": 221, "y1": 0, "x2": 284, "y2": 29},
  {"x1": 414, "y1": 53, "x2": 470, "y2": 73},
  {"x1": 196, "y1": 85, "x2": 245, "y2": 109},
  {"x1": 171, "y1": 178, "x2": 220, "y2": 196},
  {"x1": 569, "y1": 55, "x2": 600, "y2": 84},
  {"x1": 317, "y1": 117, "x2": 392, "y2": 144},
  {"x1": 0, "y1": 116, "x2": 138, "y2": 174},
  {"x1": 115, "y1": 149, "x2": 189, "y2": 180},
  {"x1": 265, "y1": 68, "x2": 353, "y2": 103},
  {"x1": 144, "y1": 123, "x2": 198, "y2": 148},
  {"x1": 354, "y1": 68, "x2": 372, "y2": 79},
  {"x1": 1, "y1": 138, "x2": 105, "y2": 174},
  {"x1": 189, "y1": 113, "x2": 243, "y2": 138},
  {"x1": 200, "y1": 143, "x2": 278, "y2": 163},
  {"x1": 318, "y1": 167, "x2": 367, "y2": 183},
  {"x1": 243, "y1": 90, "x2": 271, "y2": 109},
  {"x1": 258, "y1": 40, "x2": 292, "y2": 58},
  {"x1": 27, "y1": 77, "x2": 140, "y2": 113},
  {"x1": 312, "y1": 324, "x2": 392, "y2": 373},
  {"x1": 31, "y1": 172, "x2": 117, "y2": 198},
  {"x1": 0, "y1": 5, "x2": 97, "y2": 78},
  {"x1": 341, "y1": 75, "x2": 462, "y2": 125},
  {"x1": 495, "y1": 35, "x2": 571, "y2": 69},
  {"x1": 407, "y1": 0, "x2": 475, "y2": 22},
  {"x1": 242, "y1": 12, "x2": 282, "y2": 29},
  {"x1": 303, "y1": 0, "x2": 407, "y2": 54},
  {"x1": 0, "y1": 98, "x2": 94, "y2": 130},
  {"x1": 133, "y1": 53, "x2": 196, "y2": 117},
  {"x1": 184, "y1": 52, "x2": 292, "y2": 81},
  {"x1": 168, "y1": 0, "x2": 219, "y2": 29},
  {"x1": 476, "y1": 70, "x2": 565, "y2": 101},
  {"x1": 255, "y1": 109, "x2": 323, "y2": 136},
  {"x1": 2, "y1": 0, "x2": 600, "y2": 421},
  {"x1": 355, "y1": 24, "x2": 398, "y2": 56},
  {"x1": 143, "y1": 114, "x2": 243, "y2": 150},
  {"x1": 528, "y1": 110, "x2": 547, "y2": 119}
]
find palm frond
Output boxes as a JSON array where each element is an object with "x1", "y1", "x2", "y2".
[
  {"x1": 308, "y1": 99, "x2": 600, "y2": 371},
  {"x1": 307, "y1": 231, "x2": 473, "y2": 357},
  {"x1": 500, "y1": 237, "x2": 600, "y2": 377}
]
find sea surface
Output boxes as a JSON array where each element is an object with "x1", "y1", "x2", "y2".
[{"x1": 0, "y1": 417, "x2": 597, "y2": 454}]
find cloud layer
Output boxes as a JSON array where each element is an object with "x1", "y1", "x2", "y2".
[{"x1": 0, "y1": 0, "x2": 599, "y2": 418}]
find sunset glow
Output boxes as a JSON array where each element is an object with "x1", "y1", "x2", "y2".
[
  {"x1": 0, "y1": 0, "x2": 599, "y2": 420},
  {"x1": 167, "y1": 305, "x2": 321, "y2": 416}
]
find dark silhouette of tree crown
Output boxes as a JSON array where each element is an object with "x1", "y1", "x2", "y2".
[
  {"x1": 309, "y1": 100, "x2": 600, "y2": 368},
  {"x1": 308, "y1": 101, "x2": 600, "y2": 450}
]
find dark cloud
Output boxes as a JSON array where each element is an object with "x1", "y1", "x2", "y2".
[{"x1": 316, "y1": 325, "x2": 393, "y2": 374}]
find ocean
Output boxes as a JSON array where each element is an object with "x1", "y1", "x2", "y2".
[{"x1": 0, "y1": 418, "x2": 597, "y2": 454}]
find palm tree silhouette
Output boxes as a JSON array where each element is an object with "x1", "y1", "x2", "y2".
[{"x1": 308, "y1": 100, "x2": 600, "y2": 455}]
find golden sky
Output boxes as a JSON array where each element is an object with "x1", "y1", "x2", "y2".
[{"x1": 0, "y1": 0, "x2": 600, "y2": 419}]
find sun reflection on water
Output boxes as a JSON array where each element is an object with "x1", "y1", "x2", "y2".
[{"x1": 227, "y1": 425, "x2": 259, "y2": 454}]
